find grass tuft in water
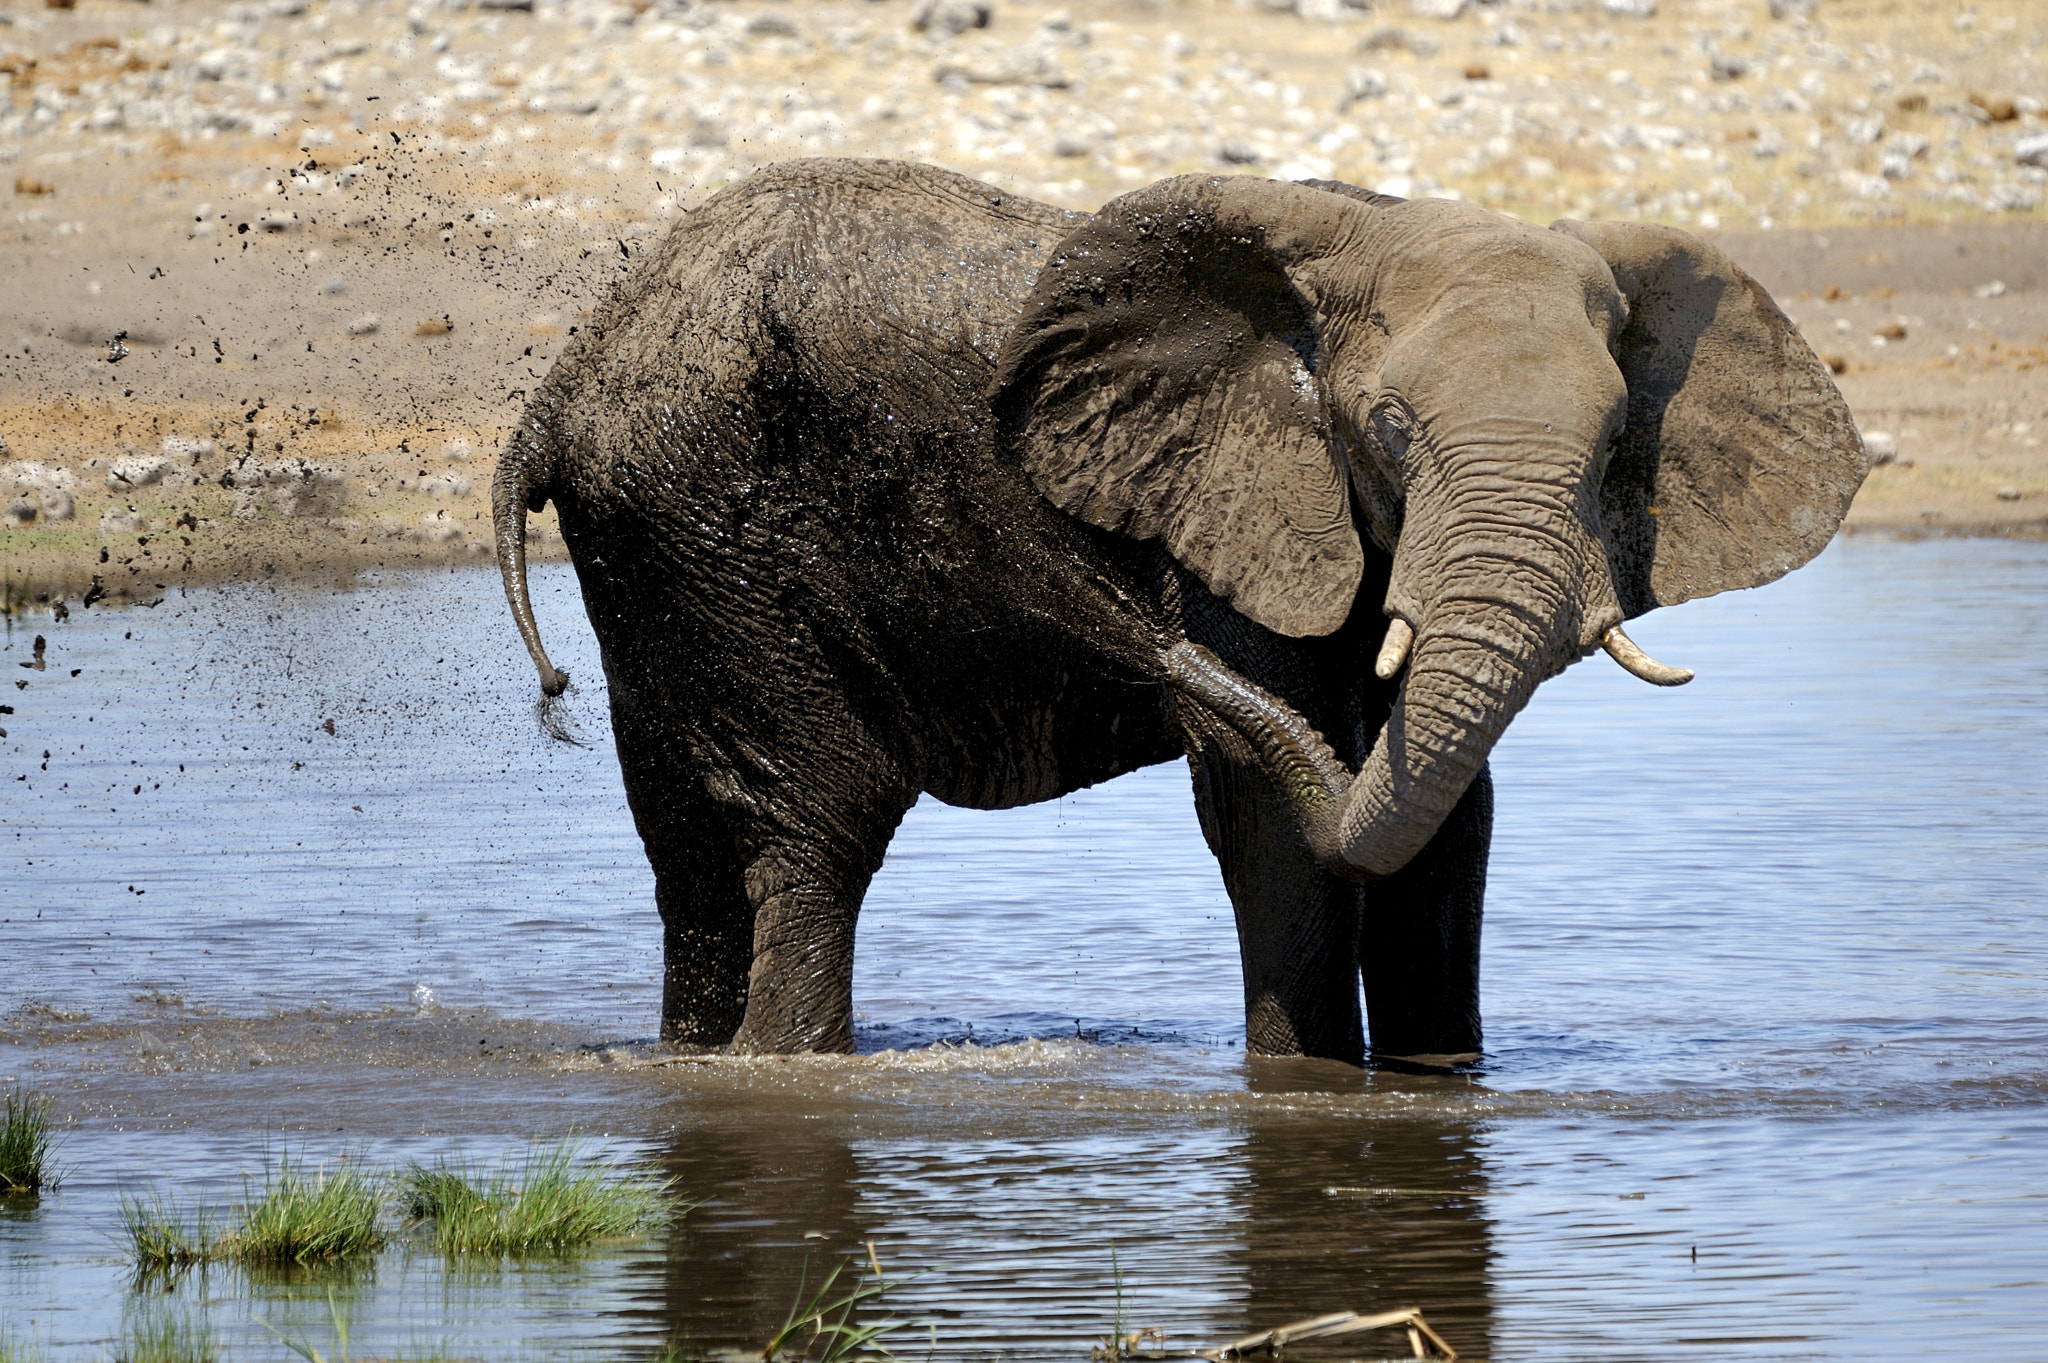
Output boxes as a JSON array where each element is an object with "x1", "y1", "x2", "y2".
[
  {"x1": 401, "y1": 1139, "x2": 675, "y2": 1256},
  {"x1": 0, "y1": 1089, "x2": 62, "y2": 1194},
  {"x1": 227, "y1": 1152, "x2": 387, "y2": 1267},
  {"x1": 121, "y1": 1193, "x2": 221, "y2": 1273},
  {"x1": 125, "y1": 1152, "x2": 383, "y2": 1272},
  {"x1": 761, "y1": 1246, "x2": 909, "y2": 1363},
  {"x1": 1090, "y1": 1245, "x2": 1166, "y2": 1362}
]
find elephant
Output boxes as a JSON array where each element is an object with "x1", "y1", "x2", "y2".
[{"x1": 494, "y1": 158, "x2": 1869, "y2": 1064}]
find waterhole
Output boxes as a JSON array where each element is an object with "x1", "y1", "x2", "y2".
[{"x1": 2, "y1": 536, "x2": 2045, "y2": 1359}]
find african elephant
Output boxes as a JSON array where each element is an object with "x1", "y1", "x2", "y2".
[{"x1": 495, "y1": 158, "x2": 1868, "y2": 1064}]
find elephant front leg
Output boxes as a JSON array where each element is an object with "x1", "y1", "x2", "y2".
[
  {"x1": 1359, "y1": 763, "x2": 1490, "y2": 1061},
  {"x1": 1187, "y1": 731, "x2": 1366, "y2": 1066}
]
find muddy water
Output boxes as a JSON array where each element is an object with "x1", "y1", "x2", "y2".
[{"x1": 2, "y1": 536, "x2": 2046, "y2": 1360}]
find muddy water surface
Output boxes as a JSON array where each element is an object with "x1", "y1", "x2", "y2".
[{"x1": 2, "y1": 536, "x2": 2046, "y2": 1360}]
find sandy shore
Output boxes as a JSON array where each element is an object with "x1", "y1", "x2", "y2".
[{"x1": 2, "y1": 0, "x2": 2044, "y2": 604}]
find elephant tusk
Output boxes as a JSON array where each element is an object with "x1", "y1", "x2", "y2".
[
  {"x1": 1374, "y1": 617, "x2": 1414, "y2": 680},
  {"x1": 1601, "y1": 625, "x2": 1694, "y2": 686}
]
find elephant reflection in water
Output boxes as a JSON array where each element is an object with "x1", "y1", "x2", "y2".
[
  {"x1": 1236, "y1": 1064, "x2": 1493, "y2": 1353},
  {"x1": 497, "y1": 159, "x2": 1869, "y2": 1064},
  {"x1": 629, "y1": 1084, "x2": 1493, "y2": 1359}
]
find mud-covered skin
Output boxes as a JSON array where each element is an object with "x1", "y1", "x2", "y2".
[{"x1": 497, "y1": 159, "x2": 1868, "y2": 1063}]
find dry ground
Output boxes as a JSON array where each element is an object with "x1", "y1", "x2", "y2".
[{"x1": 1, "y1": 0, "x2": 2044, "y2": 604}]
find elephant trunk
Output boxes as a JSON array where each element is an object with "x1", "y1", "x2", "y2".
[
  {"x1": 1322, "y1": 584, "x2": 1558, "y2": 875},
  {"x1": 493, "y1": 424, "x2": 571, "y2": 699},
  {"x1": 1171, "y1": 484, "x2": 1605, "y2": 879}
]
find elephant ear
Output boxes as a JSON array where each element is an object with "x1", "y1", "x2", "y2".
[
  {"x1": 1294, "y1": 178, "x2": 1408, "y2": 211},
  {"x1": 991, "y1": 176, "x2": 1371, "y2": 638},
  {"x1": 1551, "y1": 218, "x2": 1873, "y2": 617}
]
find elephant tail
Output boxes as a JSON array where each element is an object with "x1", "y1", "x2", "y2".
[{"x1": 493, "y1": 423, "x2": 583, "y2": 745}]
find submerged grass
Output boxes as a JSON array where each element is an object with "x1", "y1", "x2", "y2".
[
  {"x1": 400, "y1": 1139, "x2": 676, "y2": 1257},
  {"x1": 263, "y1": 1290, "x2": 459, "y2": 1363},
  {"x1": 114, "y1": 1307, "x2": 221, "y2": 1363},
  {"x1": 0, "y1": 1089, "x2": 63, "y2": 1194},
  {"x1": 0, "y1": 1325, "x2": 48, "y2": 1363}
]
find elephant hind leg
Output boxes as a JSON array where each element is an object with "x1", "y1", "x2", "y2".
[
  {"x1": 731, "y1": 806, "x2": 910, "y2": 1055},
  {"x1": 656, "y1": 854, "x2": 753, "y2": 1048},
  {"x1": 632, "y1": 789, "x2": 755, "y2": 1048}
]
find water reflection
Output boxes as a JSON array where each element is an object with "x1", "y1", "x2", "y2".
[
  {"x1": 608, "y1": 1063, "x2": 1497, "y2": 1360},
  {"x1": 1237, "y1": 1062, "x2": 1493, "y2": 1360}
]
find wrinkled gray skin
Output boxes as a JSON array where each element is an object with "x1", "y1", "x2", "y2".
[{"x1": 497, "y1": 159, "x2": 1868, "y2": 1064}]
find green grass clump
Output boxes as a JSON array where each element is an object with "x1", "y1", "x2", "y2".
[
  {"x1": 124, "y1": 1152, "x2": 383, "y2": 1272},
  {"x1": 228, "y1": 1153, "x2": 386, "y2": 1267},
  {"x1": 121, "y1": 1193, "x2": 220, "y2": 1273},
  {"x1": 400, "y1": 1139, "x2": 674, "y2": 1256},
  {"x1": 0, "y1": 1089, "x2": 62, "y2": 1194}
]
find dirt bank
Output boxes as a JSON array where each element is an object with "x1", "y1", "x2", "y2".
[{"x1": 3, "y1": 0, "x2": 2044, "y2": 606}]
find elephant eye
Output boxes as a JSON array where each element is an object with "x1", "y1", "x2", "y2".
[{"x1": 1370, "y1": 403, "x2": 1412, "y2": 466}]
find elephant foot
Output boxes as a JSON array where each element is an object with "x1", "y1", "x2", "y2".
[{"x1": 730, "y1": 1013, "x2": 857, "y2": 1056}]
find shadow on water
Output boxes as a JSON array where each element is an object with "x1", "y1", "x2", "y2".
[{"x1": 605, "y1": 1060, "x2": 1497, "y2": 1360}]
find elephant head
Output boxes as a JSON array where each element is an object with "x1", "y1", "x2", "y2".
[{"x1": 990, "y1": 176, "x2": 1870, "y2": 879}]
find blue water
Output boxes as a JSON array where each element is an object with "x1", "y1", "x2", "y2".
[{"x1": 2, "y1": 534, "x2": 2045, "y2": 1359}]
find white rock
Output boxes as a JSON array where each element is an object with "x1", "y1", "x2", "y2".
[
  {"x1": 162, "y1": 435, "x2": 216, "y2": 459},
  {"x1": 417, "y1": 510, "x2": 464, "y2": 543},
  {"x1": 227, "y1": 461, "x2": 347, "y2": 519},
  {"x1": 1974, "y1": 280, "x2": 2007, "y2": 298},
  {"x1": 1862, "y1": 430, "x2": 1898, "y2": 465},
  {"x1": 1603, "y1": 0, "x2": 1657, "y2": 14},
  {"x1": 108, "y1": 455, "x2": 172, "y2": 490},
  {"x1": 39, "y1": 487, "x2": 74, "y2": 522},
  {"x1": 100, "y1": 508, "x2": 148, "y2": 536},
  {"x1": 347, "y1": 314, "x2": 381, "y2": 336},
  {"x1": 912, "y1": 0, "x2": 991, "y2": 36},
  {"x1": 1296, "y1": 0, "x2": 1374, "y2": 18},
  {"x1": 1340, "y1": 67, "x2": 1389, "y2": 108},
  {"x1": 1886, "y1": 131, "x2": 1931, "y2": 160},
  {"x1": 1844, "y1": 116, "x2": 1884, "y2": 145},
  {"x1": 4, "y1": 460, "x2": 72, "y2": 494},
  {"x1": 2015, "y1": 135, "x2": 2048, "y2": 170}
]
